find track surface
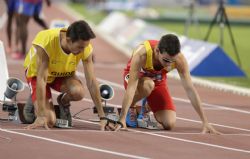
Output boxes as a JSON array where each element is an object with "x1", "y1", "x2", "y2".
[{"x1": 0, "y1": 2, "x2": 249, "y2": 159}]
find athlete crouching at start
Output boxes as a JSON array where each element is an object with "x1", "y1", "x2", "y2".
[
  {"x1": 112, "y1": 34, "x2": 221, "y2": 134},
  {"x1": 23, "y1": 20, "x2": 106, "y2": 130}
]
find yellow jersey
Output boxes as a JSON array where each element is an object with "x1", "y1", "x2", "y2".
[{"x1": 24, "y1": 28, "x2": 93, "y2": 83}]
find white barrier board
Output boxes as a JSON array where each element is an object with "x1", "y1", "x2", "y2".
[{"x1": 0, "y1": 41, "x2": 9, "y2": 98}]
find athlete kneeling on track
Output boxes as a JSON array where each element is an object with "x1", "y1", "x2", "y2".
[
  {"x1": 112, "y1": 34, "x2": 221, "y2": 134},
  {"x1": 23, "y1": 20, "x2": 107, "y2": 130}
]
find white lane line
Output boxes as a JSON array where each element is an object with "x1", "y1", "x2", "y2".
[
  {"x1": 76, "y1": 71, "x2": 250, "y2": 115},
  {"x1": 172, "y1": 97, "x2": 250, "y2": 114},
  {"x1": 74, "y1": 119, "x2": 250, "y2": 154},
  {"x1": 0, "y1": 128, "x2": 149, "y2": 159},
  {"x1": 5, "y1": 129, "x2": 112, "y2": 132},
  {"x1": 131, "y1": 130, "x2": 250, "y2": 154},
  {"x1": 177, "y1": 117, "x2": 250, "y2": 132},
  {"x1": 151, "y1": 132, "x2": 250, "y2": 136},
  {"x1": 5, "y1": 128, "x2": 250, "y2": 136}
]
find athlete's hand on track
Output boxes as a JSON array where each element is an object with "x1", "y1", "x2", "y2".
[
  {"x1": 25, "y1": 116, "x2": 50, "y2": 130},
  {"x1": 202, "y1": 123, "x2": 221, "y2": 134},
  {"x1": 100, "y1": 119, "x2": 108, "y2": 131},
  {"x1": 113, "y1": 120, "x2": 127, "y2": 132},
  {"x1": 99, "y1": 117, "x2": 127, "y2": 131}
]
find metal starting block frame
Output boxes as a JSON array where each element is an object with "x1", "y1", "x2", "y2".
[
  {"x1": 93, "y1": 106, "x2": 115, "y2": 114},
  {"x1": 91, "y1": 106, "x2": 119, "y2": 122},
  {"x1": 54, "y1": 105, "x2": 72, "y2": 128},
  {"x1": 1, "y1": 102, "x2": 72, "y2": 129},
  {"x1": 55, "y1": 118, "x2": 71, "y2": 128},
  {"x1": 106, "y1": 113, "x2": 119, "y2": 122}
]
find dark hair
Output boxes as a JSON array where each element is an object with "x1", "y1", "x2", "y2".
[
  {"x1": 158, "y1": 34, "x2": 180, "y2": 56},
  {"x1": 66, "y1": 20, "x2": 96, "y2": 42}
]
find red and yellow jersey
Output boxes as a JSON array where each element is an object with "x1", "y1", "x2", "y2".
[
  {"x1": 24, "y1": 28, "x2": 93, "y2": 83},
  {"x1": 124, "y1": 40, "x2": 176, "y2": 81}
]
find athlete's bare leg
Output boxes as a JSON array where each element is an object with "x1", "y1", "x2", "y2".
[
  {"x1": 154, "y1": 110, "x2": 176, "y2": 130},
  {"x1": 130, "y1": 77, "x2": 155, "y2": 107},
  {"x1": 59, "y1": 75, "x2": 85, "y2": 105}
]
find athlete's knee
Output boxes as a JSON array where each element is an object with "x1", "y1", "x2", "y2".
[
  {"x1": 162, "y1": 120, "x2": 176, "y2": 130},
  {"x1": 68, "y1": 86, "x2": 85, "y2": 101}
]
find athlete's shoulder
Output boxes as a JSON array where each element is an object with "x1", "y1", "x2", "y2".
[
  {"x1": 133, "y1": 43, "x2": 146, "y2": 56},
  {"x1": 38, "y1": 28, "x2": 61, "y2": 36},
  {"x1": 34, "y1": 28, "x2": 61, "y2": 43}
]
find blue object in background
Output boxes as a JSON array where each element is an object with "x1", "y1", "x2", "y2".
[
  {"x1": 190, "y1": 46, "x2": 245, "y2": 77},
  {"x1": 227, "y1": 0, "x2": 240, "y2": 5},
  {"x1": 181, "y1": 39, "x2": 246, "y2": 77}
]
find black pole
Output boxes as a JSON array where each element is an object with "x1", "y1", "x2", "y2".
[
  {"x1": 204, "y1": 0, "x2": 242, "y2": 68},
  {"x1": 222, "y1": 5, "x2": 242, "y2": 67}
]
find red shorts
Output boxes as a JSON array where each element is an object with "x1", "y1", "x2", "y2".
[
  {"x1": 26, "y1": 77, "x2": 64, "y2": 102},
  {"x1": 123, "y1": 71, "x2": 176, "y2": 113}
]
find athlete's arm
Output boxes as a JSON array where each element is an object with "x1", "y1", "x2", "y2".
[
  {"x1": 117, "y1": 46, "x2": 145, "y2": 130},
  {"x1": 35, "y1": 45, "x2": 49, "y2": 117},
  {"x1": 176, "y1": 53, "x2": 220, "y2": 134},
  {"x1": 25, "y1": 45, "x2": 51, "y2": 130},
  {"x1": 82, "y1": 53, "x2": 106, "y2": 129}
]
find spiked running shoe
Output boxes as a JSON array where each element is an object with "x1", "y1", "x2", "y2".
[
  {"x1": 57, "y1": 93, "x2": 72, "y2": 127},
  {"x1": 23, "y1": 95, "x2": 36, "y2": 124}
]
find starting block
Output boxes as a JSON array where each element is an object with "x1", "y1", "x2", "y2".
[
  {"x1": 93, "y1": 106, "x2": 115, "y2": 114},
  {"x1": 0, "y1": 102, "x2": 27, "y2": 123},
  {"x1": 137, "y1": 112, "x2": 159, "y2": 130},
  {"x1": 55, "y1": 118, "x2": 70, "y2": 128},
  {"x1": 106, "y1": 113, "x2": 119, "y2": 122},
  {"x1": 0, "y1": 102, "x2": 72, "y2": 128},
  {"x1": 54, "y1": 105, "x2": 71, "y2": 128}
]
